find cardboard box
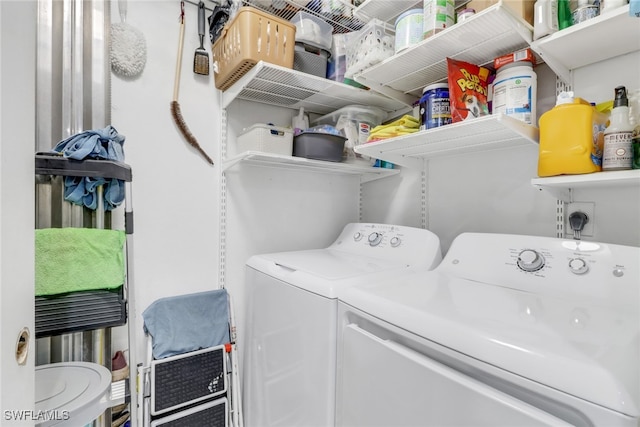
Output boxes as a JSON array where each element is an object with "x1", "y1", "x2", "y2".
[
  {"x1": 459, "y1": 0, "x2": 535, "y2": 25},
  {"x1": 494, "y1": 48, "x2": 536, "y2": 70}
]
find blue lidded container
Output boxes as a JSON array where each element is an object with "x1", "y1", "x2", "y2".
[{"x1": 419, "y1": 83, "x2": 451, "y2": 130}]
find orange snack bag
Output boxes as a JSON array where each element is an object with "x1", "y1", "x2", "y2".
[{"x1": 447, "y1": 58, "x2": 491, "y2": 123}]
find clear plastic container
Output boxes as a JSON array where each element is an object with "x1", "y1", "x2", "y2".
[
  {"x1": 538, "y1": 94, "x2": 609, "y2": 177},
  {"x1": 313, "y1": 105, "x2": 387, "y2": 160},
  {"x1": 290, "y1": 11, "x2": 333, "y2": 51}
]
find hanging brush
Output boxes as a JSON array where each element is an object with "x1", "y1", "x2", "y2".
[
  {"x1": 193, "y1": 1, "x2": 210, "y2": 75},
  {"x1": 171, "y1": 1, "x2": 214, "y2": 165}
]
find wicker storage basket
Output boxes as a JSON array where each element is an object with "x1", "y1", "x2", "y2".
[{"x1": 212, "y1": 7, "x2": 296, "y2": 91}]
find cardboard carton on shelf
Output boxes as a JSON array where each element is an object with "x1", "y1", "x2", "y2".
[{"x1": 458, "y1": 0, "x2": 535, "y2": 25}]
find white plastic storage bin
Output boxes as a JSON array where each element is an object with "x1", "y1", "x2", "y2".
[
  {"x1": 236, "y1": 124, "x2": 293, "y2": 156},
  {"x1": 290, "y1": 11, "x2": 333, "y2": 51},
  {"x1": 345, "y1": 19, "x2": 395, "y2": 78}
]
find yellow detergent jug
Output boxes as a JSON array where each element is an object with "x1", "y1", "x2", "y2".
[{"x1": 538, "y1": 92, "x2": 609, "y2": 177}]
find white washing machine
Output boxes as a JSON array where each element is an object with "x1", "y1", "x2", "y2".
[
  {"x1": 243, "y1": 223, "x2": 443, "y2": 427},
  {"x1": 337, "y1": 233, "x2": 639, "y2": 426}
]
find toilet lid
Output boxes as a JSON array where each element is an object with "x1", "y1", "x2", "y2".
[{"x1": 35, "y1": 362, "x2": 111, "y2": 426}]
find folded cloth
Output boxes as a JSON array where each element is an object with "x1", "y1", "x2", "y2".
[
  {"x1": 35, "y1": 228, "x2": 126, "y2": 296},
  {"x1": 368, "y1": 127, "x2": 419, "y2": 142},
  {"x1": 372, "y1": 115, "x2": 420, "y2": 132},
  {"x1": 52, "y1": 125, "x2": 126, "y2": 211},
  {"x1": 143, "y1": 289, "x2": 231, "y2": 360}
]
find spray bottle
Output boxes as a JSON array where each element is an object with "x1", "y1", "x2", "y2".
[
  {"x1": 292, "y1": 107, "x2": 309, "y2": 136},
  {"x1": 558, "y1": 0, "x2": 573, "y2": 29},
  {"x1": 603, "y1": 86, "x2": 634, "y2": 171}
]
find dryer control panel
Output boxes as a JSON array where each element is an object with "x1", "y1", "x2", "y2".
[
  {"x1": 437, "y1": 233, "x2": 639, "y2": 304},
  {"x1": 330, "y1": 223, "x2": 443, "y2": 270}
]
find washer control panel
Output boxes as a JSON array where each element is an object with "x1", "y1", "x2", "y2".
[
  {"x1": 513, "y1": 246, "x2": 596, "y2": 276},
  {"x1": 349, "y1": 225, "x2": 409, "y2": 249},
  {"x1": 439, "y1": 233, "x2": 639, "y2": 302},
  {"x1": 331, "y1": 223, "x2": 442, "y2": 270}
]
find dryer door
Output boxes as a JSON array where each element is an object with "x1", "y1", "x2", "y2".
[{"x1": 337, "y1": 324, "x2": 573, "y2": 427}]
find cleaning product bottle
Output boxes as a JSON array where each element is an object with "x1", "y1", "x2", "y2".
[
  {"x1": 558, "y1": 0, "x2": 573, "y2": 29},
  {"x1": 292, "y1": 107, "x2": 309, "y2": 136},
  {"x1": 533, "y1": 0, "x2": 558, "y2": 40},
  {"x1": 538, "y1": 91, "x2": 609, "y2": 177},
  {"x1": 603, "y1": 86, "x2": 634, "y2": 170},
  {"x1": 628, "y1": 88, "x2": 640, "y2": 169}
]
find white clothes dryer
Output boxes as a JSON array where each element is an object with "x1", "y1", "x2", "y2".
[
  {"x1": 337, "y1": 233, "x2": 639, "y2": 427},
  {"x1": 243, "y1": 223, "x2": 442, "y2": 427}
]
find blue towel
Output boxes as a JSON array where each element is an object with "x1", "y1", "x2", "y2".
[
  {"x1": 52, "y1": 125, "x2": 126, "y2": 211},
  {"x1": 142, "y1": 289, "x2": 231, "y2": 359}
]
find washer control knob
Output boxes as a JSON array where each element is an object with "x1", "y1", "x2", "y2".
[
  {"x1": 368, "y1": 232, "x2": 383, "y2": 247},
  {"x1": 353, "y1": 232, "x2": 363, "y2": 241},
  {"x1": 390, "y1": 237, "x2": 401, "y2": 247},
  {"x1": 517, "y1": 249, "x2": 545, "y2": 272},
  {"x1": 568, "y1": 258, "x2": 589, "y2": 275}
]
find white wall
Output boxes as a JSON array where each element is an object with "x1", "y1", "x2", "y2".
[
  {"x1": 110, "y1": 0, "x2": 221, "y2": 360},
  {"x1": 0, "y1": 1, "x2": 36, "y2": 423}
]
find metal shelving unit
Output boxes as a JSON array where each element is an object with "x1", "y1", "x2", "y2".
[
  {"x1": 530, "y1": 4, "x2": 639, "y2": 84},
  {"x1": 528, "y1": 3, "x2": 640, "y2": 202},
  {"x1": 220, "y1": 61, "x2": 409, "y2": 178},
  {"x1": 221, "y1": 61, "x2": 409, "y2": 117},
  {"x1": 222, "y1": 151, "x2": 399, "y2": 182},
  {"x1": 354, "y1": 114, "x2": 539, "y2": 168},
  {"x1": 353, "y1": 1, "x2": 534, "y2": 105},
  {"x1": 34, "y1": 152, "x2": 137, "y2": 427},
  {"x1": 531, "y1": 170, "x2": 640, "y2": 202}
]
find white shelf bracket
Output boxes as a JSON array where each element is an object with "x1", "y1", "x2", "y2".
[{"x1": 533, "y1": 184, "x2": 573, "y2": 203}]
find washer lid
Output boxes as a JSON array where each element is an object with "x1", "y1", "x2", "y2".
[
  {"x1": 341, "y1": 272, "x2": 639, "y2": 417},
  {"x1": 249, "y1": 248, "x2": 409, "y2": 281},
  {"x1": 35, "y1": 362, "x2": 111, "y2": 426},
  {"x1": 246, "y1": 248, "x2": 415, "y2": 299}
]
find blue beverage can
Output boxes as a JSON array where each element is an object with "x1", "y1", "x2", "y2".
[{"x1": 419, "y1": 83, "x2": 451, "y2": 130}]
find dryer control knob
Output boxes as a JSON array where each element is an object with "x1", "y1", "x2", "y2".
[
  {"x1": 353, "y1": 232, "x2": 363, "y2": 241},
  {"x1": 568, "y1": 258, "x2": 589, "y2": 275},
  {"x1": 368, "y1": 232, "x2": 383, "y2": 247},
  {"x1": 517, "y1": 249, "x2": 545, "y2": 272},
  {"x1": 390, "y1": 237, "x2": 401, "y2": 247}
]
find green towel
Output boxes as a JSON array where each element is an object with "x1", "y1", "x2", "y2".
[{"x1": 35, "y1": 228, "x2": 126, "y2": 296}]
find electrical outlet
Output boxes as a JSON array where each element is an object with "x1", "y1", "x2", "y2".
[{"x1": 566, "y1": 202, "x2": 595, "y2": 237}]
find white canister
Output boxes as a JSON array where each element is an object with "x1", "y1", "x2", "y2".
[
  {"x1": 395, "y1": 9, "x2": 424, "y2": 53},
  {"x1": 492, "y1": 61, "x2": 537, "y2": 125},
  {"x1": 423, "y1": 0, "x2": 455, "y2": 38}
]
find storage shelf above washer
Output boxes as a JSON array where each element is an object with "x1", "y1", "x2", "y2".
[
  {"x1": 221, "y1": 151, "x2": 400, "y2": 182},
  {"x1": 352, "y1": 0, "x2": 422, "y2": 23},
  {"x1": 354, "y1": 114, "x2": 539, "y2": 168},
  {"x1": 353, "y1": 1, "x2": 534, "y2": 105},
  {"x1": 531, "y1": 169, "x2": 640, "y2": 202},
  {"x1": 221, "y1": 61, "x2": 410, "y2": 118},
  {"x1": 530, "y1": 4, "x2": 639, "y2": 84}
]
